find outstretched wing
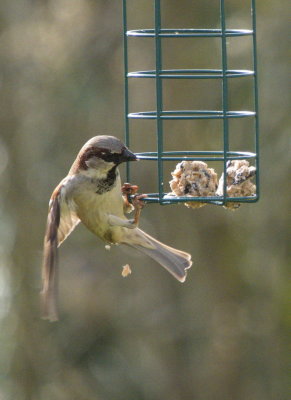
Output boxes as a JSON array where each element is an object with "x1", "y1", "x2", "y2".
[{"x1": 41, "y1": 179, "x2": 80, "y2": 321}]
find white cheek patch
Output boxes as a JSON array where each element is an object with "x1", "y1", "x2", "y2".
[
  {"x1": 85, "y1": 156, "x2": 105, "y2": 169},
  {"x1": 83, "y1": 157, "x2": 115, "y2": 179}
]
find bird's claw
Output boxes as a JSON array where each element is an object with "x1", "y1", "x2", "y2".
[
  {"x1": 132, "y1": 194, "x2": 147, "y2": 209},
  {"x1": 131, "y1": 194, "x2": 147, "y2": 226},
  {"x1": 122, "y1": 183, "x2": 139, "y2": 203},
  {"x1": 122, "y1": 183, "x2": 147, "y2": 226}
]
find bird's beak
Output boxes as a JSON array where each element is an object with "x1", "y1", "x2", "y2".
[{"x1": 121, "y1": 147, "x2": 138, "y2": 162}]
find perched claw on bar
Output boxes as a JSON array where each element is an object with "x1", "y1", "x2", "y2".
[
  {"x1": 131, "y1": 194, "x2": 147, "y2": 226},
  {"x1": 121, "y1": 183, "x2": 146, "y2": 226},
  {"x1": 122, "y1": 182, "x2": 139, "y2": 205}
]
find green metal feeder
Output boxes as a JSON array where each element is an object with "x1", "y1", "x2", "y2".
[{"x1": 122, "y1": 0, "x2": 259, "y2": 207}]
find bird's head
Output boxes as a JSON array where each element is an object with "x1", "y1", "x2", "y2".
[{"x1": 69, "y1": 135, "x2": 137, "y2": 177}]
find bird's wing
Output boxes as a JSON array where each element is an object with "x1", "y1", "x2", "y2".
[{"x1": 41, "y1": 178, "x2": 80, "y2": 321}]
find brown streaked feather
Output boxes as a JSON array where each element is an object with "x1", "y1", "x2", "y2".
[
  {"x1": 41, "y1": 182, "x2": 80, "y2": 321},
  {"x1": 57, "y1": 202, "x2": 80, "y2": 246},
  {"x1": 41, "y1": 195, "x2": 60, "y2": 321}
]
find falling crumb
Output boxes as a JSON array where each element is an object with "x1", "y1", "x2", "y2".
[
  {"x1": 216, "y1": 160, "x2": 256, "y2": 210},
  {"x1": 169, "y1": 161, "x2": 218, "y2": 208},
  {"x1": 122, "y1": 264, "x2": 132, "y2": 277},
  {"x1": 105, "y1": 245, "x2": 111, "y2": 251}
]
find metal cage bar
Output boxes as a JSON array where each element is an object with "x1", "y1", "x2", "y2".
[
  {"x1": 220, "y1": 0, "x2": 229, "y2": 203},
  {"x1": 251, "y1": 0, "x2": 260, "y2": 201},
  {"x1": 123, "y1": 0, "x2": 260, "y2": 206}
]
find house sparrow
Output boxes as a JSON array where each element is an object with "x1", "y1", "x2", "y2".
[{"x1": 42, "y1": 135, "x2": 192, "y2": 321}]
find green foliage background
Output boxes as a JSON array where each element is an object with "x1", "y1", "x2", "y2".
[{"x1": 0, "y1": 1, "x2": 289, "y2": 399}]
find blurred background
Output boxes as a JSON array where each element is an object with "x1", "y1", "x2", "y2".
[{"x1": 0, "y1": 1, "x2": 289, "y2": 399}]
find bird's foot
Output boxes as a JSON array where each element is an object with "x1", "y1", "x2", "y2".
[
  {"x1": 122, "y1": 183, "x2": 146, "y2": 226},
  {"x1": 122, "y1": 183, "x2": 139, "y2": 205},
  {"x1": 131, "y1": 194, "x2": 147, "y2": 226},
  {"x1": 132, "y1": 193, "x2": 147, "y2": 209}
]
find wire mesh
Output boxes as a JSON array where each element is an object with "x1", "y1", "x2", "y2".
[{"x1": 123, "y1": 0, "x2": 259, "y2": 206}]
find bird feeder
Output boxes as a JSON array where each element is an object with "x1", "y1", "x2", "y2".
[{"x1": 122, "y1": 0, "x2": 259, "y2": 207}]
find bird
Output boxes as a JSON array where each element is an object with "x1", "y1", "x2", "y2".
[{"x1": 42, "y1": 135, "x2": 192, "y2": 321}]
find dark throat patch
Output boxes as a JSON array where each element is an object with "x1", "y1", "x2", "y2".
[{"x1": 95, "y1": 166, "x2": 118, "y2": 194}]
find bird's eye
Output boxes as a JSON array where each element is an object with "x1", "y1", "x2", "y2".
[{"x1": 100, "y1": 152, "x2": 121, "y2": 164}]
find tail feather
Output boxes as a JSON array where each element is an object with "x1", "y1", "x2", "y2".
[
  {"x1": 41, "y1": 197, "x2": 60, "y2": 321},
  {"x1": 125, "y1": 229, "x2": 192, "y2": 282}
]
